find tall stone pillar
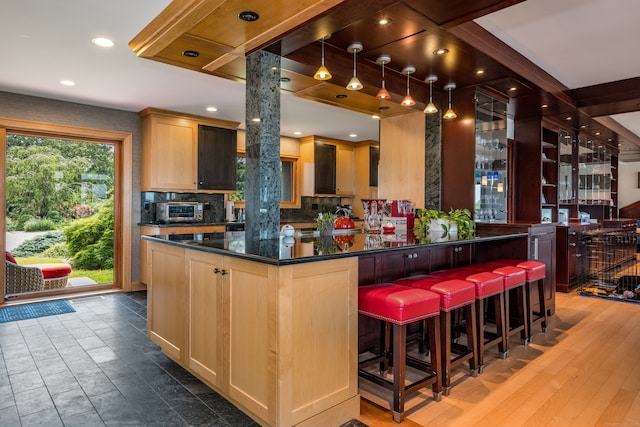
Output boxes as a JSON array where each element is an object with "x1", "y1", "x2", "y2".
[
  {"x1": 244, "y1": 50, "x2": 281, "y2": 256},
  {"x1": 424, "y1": 112, "x2": 442, "y2": 210}
]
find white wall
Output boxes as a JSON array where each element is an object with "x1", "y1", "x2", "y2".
[{"x1": 618, "y1": 160, "x2": 640, "y2": 208}]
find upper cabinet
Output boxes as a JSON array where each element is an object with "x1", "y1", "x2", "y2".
[
  {"x1": 300, "y1": 136, "x2": 356, "y2": 196},
  {"x1": 140, "y1": 108, "x2": 239, "y2": 192},
  {"x1": 474, "y1": 91, "x2": 509, "y2": 223}
]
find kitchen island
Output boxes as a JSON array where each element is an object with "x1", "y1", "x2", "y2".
[{"x1": 143, "y1": 227, "x2": 539, "y2": 426}]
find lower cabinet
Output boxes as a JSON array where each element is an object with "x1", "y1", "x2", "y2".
[
  {"x1": 147, "y1": 242, "x2": 187, "y2": 362},
  {"x1": 146, "y1": 241, "x2": 360, "y2": 426}
]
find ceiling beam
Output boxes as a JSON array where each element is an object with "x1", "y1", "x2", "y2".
[{"x1": 571, "y1": 77, "x2": 640, "y2": 117}]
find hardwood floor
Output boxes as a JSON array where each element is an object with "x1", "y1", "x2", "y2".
[{"x1": 356, "y1": 291, "x2": 640, "y2": 426}]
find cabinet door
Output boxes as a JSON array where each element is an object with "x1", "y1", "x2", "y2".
[
  {"x1": 530, "y1": 226, "x2": 556, "y2": 315},
  {"x1": 147, "y1": 242, "x2": 186, "y2": 362},
  {"x1": 369, "y1": 145, "x2": 379, "y2": 187},
  {"x1": 198, "y1": 125, "x2": 237, "y2": 190},
  {"x1": 314, "y1": 142, "x2": 336, "y2": 194},
  {"x1": 336, "y1": 145, "x2": 355, "y2": 195},
  {"x1": 146, "y1": 119, "x2": 197, "y2": 190},
  {"x1": 186, "y1": 250, "x2": 224, "y2": 389},
  {"x1": 225, "y1": 257, "x2": 275, "y2": 424}
]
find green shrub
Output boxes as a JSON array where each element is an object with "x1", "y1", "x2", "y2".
[
  {"x1": 42, "y1": 242, "x2": 71, "y2": 258},
  {"x1": 23, "y1": 217, "x2": 57, "y2": 232},
  {"x1": 64, "y1": 197, "x2": 113, "y2": 270},
  {"x1": 11, "y1": 231, "x2": 65, "y2": 257}
]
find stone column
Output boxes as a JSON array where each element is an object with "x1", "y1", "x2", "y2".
[
  {"x1": 244, "y1": 50, "x2": 281, "y2": 256},
  {"x1": 424, "y1": 112, "x2": 442, "y2": 210}
]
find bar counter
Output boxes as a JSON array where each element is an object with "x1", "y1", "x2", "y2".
[
  {"x1": 142, "y1": 227, "x2": 536, "y2": 427},
  {"x1": 142, "y1": 228, "x2": 528, "y2": 265}
]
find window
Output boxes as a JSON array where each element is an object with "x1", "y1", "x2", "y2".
[{"x1": 230, "y1": 155, "x2": 298, "y2": 206}]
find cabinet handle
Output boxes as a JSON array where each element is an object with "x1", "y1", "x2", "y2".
[
  {"x1": 220, "y1": 269, "x2": 228, "y2": 276},
  {"x1": 213, "y1": 268, "x2": 220, "y2": 274}
]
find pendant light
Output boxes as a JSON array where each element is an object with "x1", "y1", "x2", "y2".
[
  {"x1": 375, "y1": 55, "x2": 391, "y2": 100},
  {"x1": 401, "y1": 66, "x2": 416, "y2": 106},
  {"x1": 423, "y1": 75, "x2": 438, "y2": 114},
  {"x1": 346, "y1": 42, "x2": 363, "y2": 91},
  {"x1": 313, "y1": 35, "x2": 332, "y2": 81},
  {"x1": 443, "y1": 83, "x2": 457, "y2": 119}
]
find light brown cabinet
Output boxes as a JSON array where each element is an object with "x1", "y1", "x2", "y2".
[
  {"x1": 145, "y1": 241, "x2": 360, "y2": 426},
  {"x1": 139, "y1": 108, "x2": 239, "y2": 192},
  {"x1": 139, "y1": 225, "x2": 225, "y2": 286},
  {"x1": 146, "y1": 241, "x2": 186, "y2": 362}
]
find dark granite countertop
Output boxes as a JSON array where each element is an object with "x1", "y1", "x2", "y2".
[{"x1": 143, "y1": 229, "x2": 528, "y2": 266}]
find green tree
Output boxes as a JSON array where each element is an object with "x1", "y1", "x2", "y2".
[{"x1": 5, "y1": 135, "x2": 114, "y2": 220}]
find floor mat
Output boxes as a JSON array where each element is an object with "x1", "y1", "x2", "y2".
[{"x1": 0, "y1": 300, "x2": 75, "y2": 323}]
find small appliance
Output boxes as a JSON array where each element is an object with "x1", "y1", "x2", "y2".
[{"x1": 155, "y1": 202, "x2": 204, "y2": 223}]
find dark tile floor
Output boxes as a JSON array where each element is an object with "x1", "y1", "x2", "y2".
[{"x1": 0, "y1": 292, "x2": 368, "y2": 426}]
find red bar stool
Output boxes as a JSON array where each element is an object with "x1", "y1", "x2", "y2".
[
  {"x1": 432, "y1": 268, "x2": 507, "y2": 371},
  {"x1": 358, "y1": 283, "x2": 442, "y2": 422},
  {"x1": 394, "y1": 276, "x2": 478, "y2": 396},
  {"x1": 486, "y1": 259, "x2": 548, "y2": 341},
  {"x1": 484, "y1": 264, "x2": 528, "y2": 353},
  {"x1": 464, "y1": 272, "x2": 507, "y2": 372}
]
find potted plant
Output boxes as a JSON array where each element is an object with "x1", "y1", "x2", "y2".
[
  {"x1": 413, "y1": 208, "x2": 475, "y2": 242},
  {"x1": 316, "y1": 212, "x2": 337, "y2": 236}
]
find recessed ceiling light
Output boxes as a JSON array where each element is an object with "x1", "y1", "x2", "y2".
[
  {"x1": 91, "y1": 37, "x2": 114, "y2": 47},
  {"x1": 595, "y1": 131, "x2": 601, "y2": 136},
  {"x1": 565, "y1": 116, "x2": 572, "y2": 120},
  {"x1": 280, "y1": 77, "x2": 291, "y2": 83},
  {"x1": 541, "y1": 104, "x2": 548, "y2": 108},
  {"x1": 251, "y1": 117, "x2": 260, "y2": 123},
  {"x1": 336, "y1": 94, "x2": 347, "y2": 99},
  {"x1": 60, "y1": 80, "x2": 76, "y2": 86},
  {"x1": 378, "y1": 17, "x2": 392, "y2": 25},
  {"x1": 508, "y1": 86, "x2": 517, "y2": 91},
  {"x1": 238, "y1": 11, "x2": 259, "y2": 22},
  {"x1": 474, "y1": 69, "x2": 485, "y2": 75},
  {"x1": 371, "y1": 115, "x2": 380, "y2": 119},
  {"x1": 580, "y1": 125, "x2": 586, "y2": 128},
  {"x1": 293, "y1": 131, "x2": 302, "y2": 135},
  {"x1": 206, "y1": 107, "x2": 218, "y2": 112},
  {"x1": 182, "y1": 50, "x2": 199, "y2": 58},
  {"x1": 433, "y1": 48, "x2": 449, "y2": 56},
  {"x1": 349, "y1": 133, "x2": 358, "y2": 138},
  {"x1": 379, "y1": 106, "x2": 390, "y2": 110}
]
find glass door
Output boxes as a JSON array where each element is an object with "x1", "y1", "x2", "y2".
[{"x1": 474, "y1": 92, "x2": 508, "y2": 223}]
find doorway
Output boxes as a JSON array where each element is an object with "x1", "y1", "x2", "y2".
[{"x1": 1, "y1": 119, "x2": 133, "y2": 303}]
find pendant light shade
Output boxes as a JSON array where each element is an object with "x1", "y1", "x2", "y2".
[
  {"x1": 401, "y1": 66, "x2": 416, "y2": 107},
  {"x1": 424, "y1": 75, "x2": 438, "y2": 114},
  {"x1": 346, "y1": 43, "x2": 363, "y2": 91},
  {"x1": 443, "y1": 82, "x2": 457, "y2": 119},
  {"x1": 375, "y1": 55, "x2": 391, "y2": 100},
  {"x1": 313, "y1": 36, "x2": 332, "y2": 81}
]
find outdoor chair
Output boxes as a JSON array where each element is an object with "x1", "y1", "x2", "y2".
[{"x1": 5, "y1": 252, "x2": 72, "y2": 294}]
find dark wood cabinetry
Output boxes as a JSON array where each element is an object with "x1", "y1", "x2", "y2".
[
  {"x1": 314, "y1": 142, "x2": 336, "y2": 194},
  {"x1": 197, "y1": 125, "x2": 237, "y2": 190},
  {"x1": 369, "y1": 145, "x2": 379, "y2": 187},
  {"x1": 556, "y1": 224, "x2": 597, "y2": 292}
]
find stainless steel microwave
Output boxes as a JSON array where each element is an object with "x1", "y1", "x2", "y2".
[{"x1": 155, "y1": 202, "x2": 204, "y2": 223}]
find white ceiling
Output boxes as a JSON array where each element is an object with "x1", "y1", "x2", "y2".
[
  {"x1": 475, "y1": 0, "x2": 640, "y2": 159},
  {"x1": 1, "y1": 0, "x2": 639, "y2": 152}
]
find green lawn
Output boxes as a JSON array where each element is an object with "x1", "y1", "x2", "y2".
[{"x1": 15, "y1": 256, "x2": 113, "y2": 284}]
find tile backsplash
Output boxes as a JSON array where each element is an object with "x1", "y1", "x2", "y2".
[
  {"x1": 140, "y1": 193, "x2": 345, "y2": 224},
  {"x1": 140, "y1": 192, "x2": 224, "y2": 224}
]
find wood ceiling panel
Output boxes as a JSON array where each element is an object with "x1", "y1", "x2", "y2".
[
  {"x1": 296, "y1": 81, "x2": 414, "y2": 118},
  {"x1": 188, "y1": 0, "x2": 339, "y2": 50},
  {"x1": 404, "y1": 0, "x2": 526, "y2": 28},
  {"x1": 156, "y1": 34, "x2": 234, "y2": 69}
]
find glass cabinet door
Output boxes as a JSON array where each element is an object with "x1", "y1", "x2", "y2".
[
  {"x1": 558, "y1": 130, "x2": 574, "y2": 204},
  {"x1": 474, "y1": 92, "x2": 508, "y2": 223}
]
